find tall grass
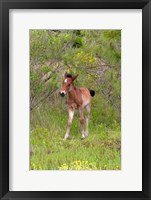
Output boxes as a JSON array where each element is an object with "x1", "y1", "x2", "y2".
[{"x1": 30, "y1": 104, "x2": 121, "y2": 170}]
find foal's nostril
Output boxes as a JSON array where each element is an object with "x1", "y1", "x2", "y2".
[{"x1": 59, "y1": 92, "x2": 65, "y2": 97}]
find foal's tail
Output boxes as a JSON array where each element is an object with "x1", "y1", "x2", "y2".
[{"x1": 89, "y1": 89, "x2": 95, "y2": 97}]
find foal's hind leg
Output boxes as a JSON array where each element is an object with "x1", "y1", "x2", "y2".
[
  {"x1": 85, "y1": 104, "x2": 90, "y2": 137},
  {"x1": 78, "y1": 106, "x2": 85, "y2": 139},
  {"x1": 64, "y1": 108, "x2": 74, "y2": 140}
]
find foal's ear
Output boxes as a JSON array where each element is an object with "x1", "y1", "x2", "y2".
[
  {"x1": 64, "y1": 72, "x2": 68, "y2": 78},
  {"x1": 72, "y1": 74, "x2": 78, "y2": 81}
]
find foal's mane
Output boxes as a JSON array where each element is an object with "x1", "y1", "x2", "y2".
[{"x1": 66, "y1": 73, "x2": 72, "y2": 78}]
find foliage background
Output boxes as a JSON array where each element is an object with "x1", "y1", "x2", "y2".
[{"x1": 30, "y1": 30, "x2": 121, "y2": 170}]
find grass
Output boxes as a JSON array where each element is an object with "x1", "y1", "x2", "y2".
[{"x1": 30, "y1": 105, "x2": 121, "y2": 170}]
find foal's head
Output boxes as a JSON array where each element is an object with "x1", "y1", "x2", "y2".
[{"x1": 59, "y1": 72, "x2": 78, "y2": 97}]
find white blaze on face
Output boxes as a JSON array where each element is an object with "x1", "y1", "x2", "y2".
[{"x1": 64, "y1": 79, "x2": 68, "y2": 83}]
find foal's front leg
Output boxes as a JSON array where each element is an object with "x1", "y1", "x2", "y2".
[{"x1": 64, "y1": 108, "x2": 74, "y2": 140}]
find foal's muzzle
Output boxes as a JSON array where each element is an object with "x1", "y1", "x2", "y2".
[{"x1": 59, "y1": 91, "x2": 65, "y2": 97}]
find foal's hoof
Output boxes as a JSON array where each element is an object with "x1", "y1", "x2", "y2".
[
  {"x1": 81, "y1": 135, "x2": 85, "y2": 140},
  {"x1": 85, "y1": 132, "x2": 88, "y2": 137},
  {"x1": 63, "y1": 136, "x2": 69, "y2": 140}
]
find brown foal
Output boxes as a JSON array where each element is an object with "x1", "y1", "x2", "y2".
[{"x1": 60, "y1": 72, "x2": 95, "y2": 140}]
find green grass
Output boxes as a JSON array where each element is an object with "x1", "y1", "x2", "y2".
[{"x1": 30, "y1": 106, "x2": 121, "y2": 170}]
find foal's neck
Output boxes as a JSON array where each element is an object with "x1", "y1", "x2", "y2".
[{"x1": 68, "y1": 84, "x2": 77, "y2": 99}]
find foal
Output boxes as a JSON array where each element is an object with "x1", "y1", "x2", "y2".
[{"x1": 60, "y1": 72, "x2": 95, "y2": 140}]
